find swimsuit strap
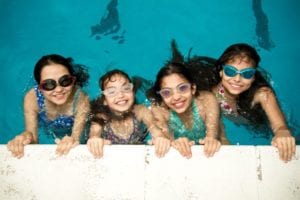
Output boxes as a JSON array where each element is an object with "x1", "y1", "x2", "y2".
[{"x1": 215, "y1": 85, "x2": 235, "y2": 116}]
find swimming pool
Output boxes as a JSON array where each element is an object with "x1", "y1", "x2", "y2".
[{"x1": 0, "y1": 0, "x2": 299, "y2": 144}]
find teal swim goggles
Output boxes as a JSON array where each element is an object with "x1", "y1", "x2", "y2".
[{"x1": 223, "y1": 65, "x2": 256, "y2": 79}]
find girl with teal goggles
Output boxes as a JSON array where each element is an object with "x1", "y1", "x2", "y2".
[{"x1": 223, "y1": 65, "x2": 256, "y2": 79}]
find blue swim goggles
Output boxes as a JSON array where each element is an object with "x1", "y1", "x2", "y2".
[{"x1": 223, "y1": 65, "x2": 256, "y2": 79}]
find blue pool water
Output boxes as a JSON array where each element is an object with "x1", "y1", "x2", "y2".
[{"x1": 0, "y1": 0, "x2": 299, "y2": 144}]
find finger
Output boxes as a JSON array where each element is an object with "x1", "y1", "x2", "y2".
[
  {"x1": 189, "y1": 141, "x2": 195, "y2": 146},
  {"x1": 87, "y1": 140, "x2": 92, "y2": 153},
  {"x1": 175, "y1": 140, "x2": 185, "y2": 157},
  {"x1": 154, "y1": 142, "x2": 161, "y2": 158},
  {"x1": 205, "y1": 141, "x2": 213, "y2": 157},
  {"x1": 7, "y1": 141, "x2": 14, "y2": 153},
  {"x1": 291, "y1": 137, "x2": 296, "y2": 155},
  {"x1": 157, "y1": 139, "x2": 168, "y2": 158},
  {"x1": 63, "y1": 141, "x2": 74, "y2": 155},
  {"x1": 161, "y1": 140, "x2": 170, "y2": 157},
  {"x1": 17, "y1": 140, "x2": 25, "y2": 158},
  {"x1": 9, "y1": 141, "x2": 17, "y2": 156},
  {"x1": 199, "y1": 139, "x2": 205, "y2": 145},
  {"x1": 56, "y1": 142, "x2": 64, "y2": 156},
  {"x1": 93, "y1": 141, "x2": 102, "y2": 158},
  {"x1": 216, "y1": 141, "x2": 221, "y2": 152},
  {"x1": 104, "y1": 139, "x2": 112, "y2": 145},
  {"x1": 71, "y1": 140, "x2": 79, "y2": 148},
  {"x1": 97, "y1": 141, "x2": 104, "y2": 158},
  {"x1": 55, "y1": 138, "x2": 61, "y2": 144},
  {"x1": 209, "y1": 141, "x2": 218, "y2": 157},
  {"x1": 271, "y1": 140, "x2": 277, "y2": 147},
  {"x1": 202, "y1": 138, "x2": 209, "y2": 154},
  {"x1": 276, "y1": 140, "x2": 284, "y2": 161},
  {"x1": 281, "y1": 140, "x2": 288, "y2": 162},
  {"x1": 182, "y1": 140, "x2": 192, "y2": 158},
  {"x1": 23, "y1": 138, "x2": 31, "y2": 145},
  {"x1": 147, "y1": 139, "x2": 153, "y2": 145},
  {"x1": 171, "y1": 141, "x2": 177, "y2": 149}
]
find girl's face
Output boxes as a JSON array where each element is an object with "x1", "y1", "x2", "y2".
[
  {"x1": 160, "y1": 73, "x2": 196, "y2": 114},
  {"x1": 220, "y1": 56, "x2": 255, "y2": 96},
  {"x1": 103, "y1": 74, "x2": 134, "y2": 113},
  {"x1": 40, "y1": 63, "x2": 74, "y2": 105}
]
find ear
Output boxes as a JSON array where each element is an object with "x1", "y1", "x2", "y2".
[
  {"x1": 219, "y1": 70, "x2": 223, "y2": 78},
  {"x1": 103, "y1": 99, "x2": 107, "y2": 105},
  {"x1": 191, "y1": 84, "x2": 197, "y2": 95}
]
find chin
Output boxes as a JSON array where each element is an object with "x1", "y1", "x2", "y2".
[
  {"x1": 53, "y1": 99, "x2": 68, "y2": 105},
  {"x1": 172, "y1": 106, "x2": 188, "y2": 114}
]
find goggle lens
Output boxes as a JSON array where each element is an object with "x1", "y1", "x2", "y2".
[
  {"x1": 102, "y1": 83, "x2": 134, "y2": 97},
  {"x1": 39, "y1": 75, "x2": 75, "y2": 91},
  {"x1": 158, "y1": 83, "x2": 191, "y2": 98},
  {"x1": 223, "y1": 65, "x2": 256, "y2": 79}
]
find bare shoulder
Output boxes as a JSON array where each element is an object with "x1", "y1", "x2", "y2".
[
  {"x1": 24, "y1": 89, "x2": 38, "y2": 111},
  {"x1": 253, "y1": 86, "x2": 275, "y2": 103},
  {"x1": 24, "y1": 88, "x2": 37, "y2": 100},
  {"x1": 196, "y1": 90, "x2": 217, "y2": 103},
  {"x1": 133, "y1": 104, "x2": 150, "y2": 119}
]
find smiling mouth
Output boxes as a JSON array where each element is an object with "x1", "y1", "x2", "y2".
[
  {"x1": 173, "y1": 101, "x2": 185, "y2": 109},
  {"x1": 115, "y1": 100, "x2": 128, "y2": 105},
  {"x1": 229, "y1": 83, "x2": 243, "y2": 89},
  {"x1": 54, "y1": 93, "x2": 66, "y2": 99}
]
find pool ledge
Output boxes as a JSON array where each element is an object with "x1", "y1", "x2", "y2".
[{"x1": 0, "y1": 145, "x2": 299, "y2": 200}]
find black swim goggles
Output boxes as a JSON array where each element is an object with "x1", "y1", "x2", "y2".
[{"x1": 39, "y1": 75, "x2": 76, "y2": 91}]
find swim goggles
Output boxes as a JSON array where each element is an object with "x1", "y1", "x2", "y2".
[
  {"x1": 223, "y1": 65, "x2": 256, "y2": 79},
  {"x1": 102, "y1": 83, "x2": 134, "y2": 97},
  {"x1": 158, "y1": 83, "x2": 191, "y2": 98},
  {"x1": 39, "y1": 75, "x2": 76, "y2": 91}
]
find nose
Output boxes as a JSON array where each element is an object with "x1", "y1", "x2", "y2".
[
  {"x1": 115, "y1": 90, "x2": 125, "y2": 98},
  {"x1": 172, "y1": 90, "x2": 181, "y2": 100},
  {"x1": 54, "y1": 85, "x2": 64, "y2": 92},
  {"x1": 233, "y1": 74, "x2": 241, "y2": 82}
]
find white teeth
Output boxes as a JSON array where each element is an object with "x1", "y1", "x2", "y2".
[
  {"x1": 230, "y1": 84, "x2": 242, "y2": 88},
  {"x1": 174, "y1": 102, "x2": 184, "y2": 108},
  {"x1": 116, "y1": 100, "x2": 127, "y2": 105}
]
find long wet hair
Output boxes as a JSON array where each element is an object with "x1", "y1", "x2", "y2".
[
  {"x1": 34, "y1": 54, "x2": 89, "y2": 87},
  {"x1": 91, "y1": 69, "x2": 136, "y2": 125},
  {"x1": 187, "y1": 43, "x2": 273, "y2": 135},
  {"x1": 147, "y1": 40, "x2": 198, "y2": 105}
]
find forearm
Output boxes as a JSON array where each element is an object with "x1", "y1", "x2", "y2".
[
  {"x1": 71, "y1": 118, "x2": 87, "y2": 141},
  {"x1": 89, "y1": 123, "x2": 102, "y2": 139},
  {"x1": 148, "y1": 124, "x2": 171, "y2": 140}
]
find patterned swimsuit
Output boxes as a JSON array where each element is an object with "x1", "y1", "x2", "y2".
[
  {"x1": 34, "y1": 86, "x2": 80, "y2": 144},
  {"x1": 101, "y1": 115, "x2": 148, "y2": 144},
  {"x1": 168, "y1": 99, "x2": 206, "y2": 143}
]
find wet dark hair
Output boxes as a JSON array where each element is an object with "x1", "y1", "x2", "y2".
[
  {"x1": 91, "y1": 69, "x2": 135, "y2": 125},
  {"x1": 147, "y1": 40, "x2": 197, "y2": 104},
  {"x1": 34, "y1": 54, "x2": 89, "y2": 87},
  {"x1": 98, "y1": 69, "x2": 133, "y2": 91},
  {"x1": 187, "y1": 43, "x2": 273, "y2": 135}
]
